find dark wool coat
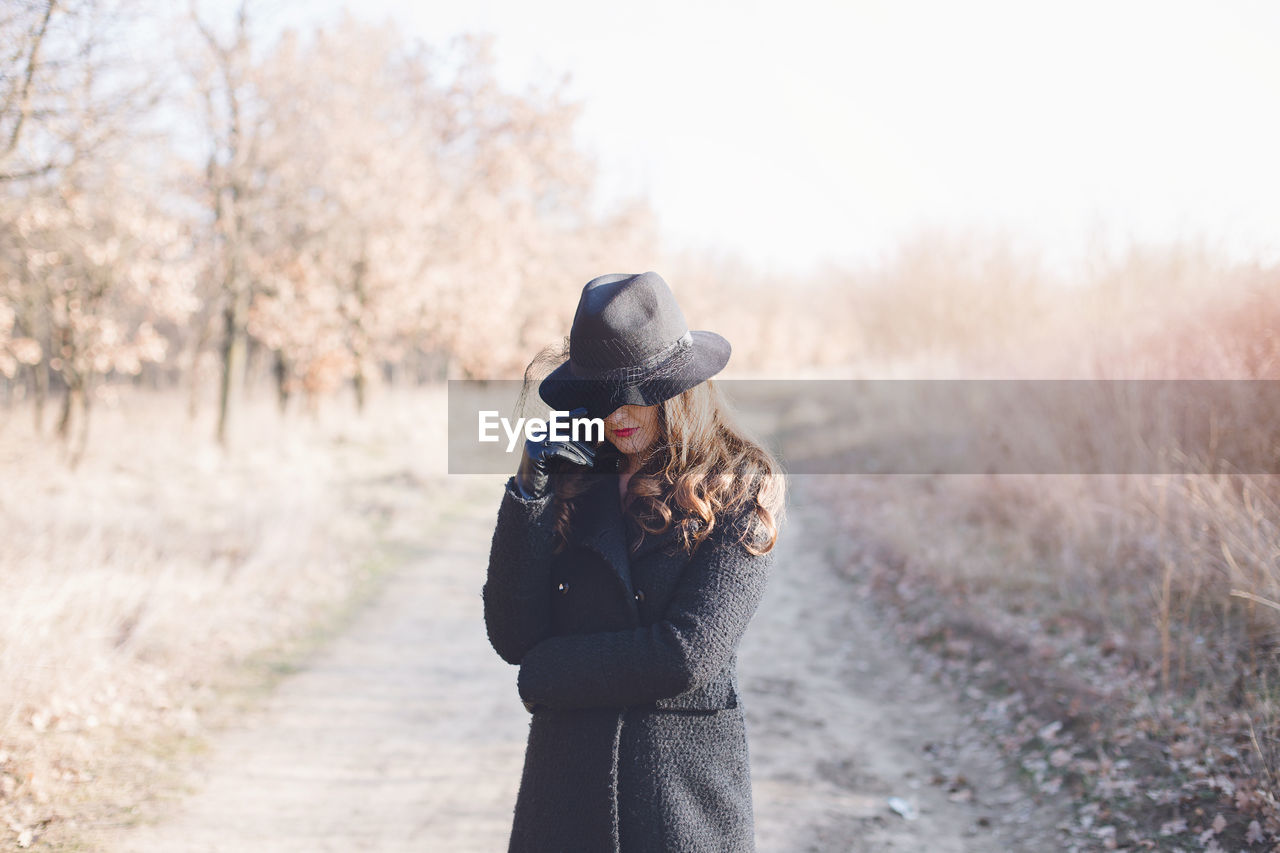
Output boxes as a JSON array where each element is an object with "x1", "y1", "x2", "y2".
[{"x1": 482, "y1": 456, "x2": 774, "y2": 853}]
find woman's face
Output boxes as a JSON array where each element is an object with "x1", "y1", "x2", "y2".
[{"x1": 603, "y1": 403, "x2": 660, "y2": 458}]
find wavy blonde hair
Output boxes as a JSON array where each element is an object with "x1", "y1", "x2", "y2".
[{"x1": 518, "y1": 342, "x2": 786, "y2": 558}]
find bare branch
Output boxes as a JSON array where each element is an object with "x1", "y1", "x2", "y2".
[{"x1": 1, "y1": 0, "x2": 57, "y2": 160}]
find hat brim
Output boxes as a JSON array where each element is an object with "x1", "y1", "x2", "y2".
[{"x1": 538, "y1": 330, "x2": 731, "y2": 420}]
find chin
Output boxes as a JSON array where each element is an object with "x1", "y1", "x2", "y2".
[{"x1": 621, "y1": 441, "x2": 652, "y2": 458}]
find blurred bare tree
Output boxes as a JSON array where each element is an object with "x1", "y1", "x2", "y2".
[
  {"x1": 0, "y1": 0, "x2": 174, "y2": 452},
  {"x1": 181, "y1": 0, "x2": 271, "y2": 445},
  {"x1": 171, "y1": 6, "x2": 657, "y2": 434},
  {"x1": 0, "y1": 0, "x2": 158, "y2": 183}
]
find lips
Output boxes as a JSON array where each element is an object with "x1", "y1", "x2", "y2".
[{"x1": 613, "y1": 427, "x2": 637, "y2": 437}]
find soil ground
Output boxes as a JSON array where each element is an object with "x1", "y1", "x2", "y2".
[{"x1": 100, "y1": 474, "x2": 1074, "y2": 852}]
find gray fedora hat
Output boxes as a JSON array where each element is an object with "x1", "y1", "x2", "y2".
[{"x1": 539, "y1": 271, "x2": 732, "y2": 420}]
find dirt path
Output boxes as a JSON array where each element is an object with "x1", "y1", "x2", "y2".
[
  {"x1": 105, "y1": 474, "x2": 1070, "y2": 852},
  {"x1": 743, "y1": 476, "x2": 1072, "y2": 852}
]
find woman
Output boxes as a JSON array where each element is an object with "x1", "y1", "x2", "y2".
[{"x1": 483, "y1": 271, "x2": 786, "y2": 852}]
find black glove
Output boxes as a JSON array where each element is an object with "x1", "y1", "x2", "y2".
[{"x1": 512, "y1": 406, "x2": 597, "y2": 501}]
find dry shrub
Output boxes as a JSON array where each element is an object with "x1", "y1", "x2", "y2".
[{"x1": 804, "y1": 232, "x2": 1280, "y2": 817}]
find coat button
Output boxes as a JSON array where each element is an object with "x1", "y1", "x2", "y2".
[
  {"x1": 557, "y1": 581, "x2": 569, "y2": 593},
  {"x1": 634, "y1": 589, "x2": 645, "y2": 602}
]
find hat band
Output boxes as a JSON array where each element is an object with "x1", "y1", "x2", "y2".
[{"x1": 570, "y1": 331, "x2": 695, "y2": 383}]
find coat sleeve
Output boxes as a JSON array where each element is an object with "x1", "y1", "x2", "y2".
[
  {"x1": 482, "y1": 475, "x2": 560, "y2": 665},
  {"x1": 516, "y1": 511, "x2": 773, "y2": 710}
]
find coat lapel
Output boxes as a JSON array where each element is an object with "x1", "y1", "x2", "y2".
[
  {"x1": 575, "y1": 473, "x2": 636, "y2": 601},
  {"x1": 573, "y1": 448, "x2": 689, "y2": 601}
]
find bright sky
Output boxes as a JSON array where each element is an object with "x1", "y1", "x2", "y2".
[{"x1": 256, "y1": 0, "x2": 1280, "y2": 277}]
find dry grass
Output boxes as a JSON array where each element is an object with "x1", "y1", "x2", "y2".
[
  {"x1": 785, "y1": 235, "x2": 1280, "y2": 846},
  {"x1": 816, "y1": 467, "x2": 1280, "y2": 846},
  {"x1": 0, "y1": 383, "x2": 450, "y2": 849}
]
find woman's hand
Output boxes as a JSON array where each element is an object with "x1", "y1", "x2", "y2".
[{"x1": 512, "y1": 406, "x2": 598, "y2": 501}]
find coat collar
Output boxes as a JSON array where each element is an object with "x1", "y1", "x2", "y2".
[
  {"x1": 573, "y1": 470, "x2": 685, "y2": 599},
  {"x1": 574, "y1": 473, "x2": 634, "y2": 599}
]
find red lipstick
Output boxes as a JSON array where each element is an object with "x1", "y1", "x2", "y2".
[{"x1": 613, "y1": 427, "x2": 637, "y2": 438}]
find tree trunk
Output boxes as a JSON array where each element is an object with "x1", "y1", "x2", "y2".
[
  {"x1": 348, "y1": 252, "x2": 369, "y2": 415},
  {"x1": 57, "y1": 375, "x2": 79, "y2": 444},
  {"x1": 274, "y1": 348, "x2": 289, "y2": 415},
  {"x1": 353, "y1": 366, "x2": 366, "y2": 414},
  {"x1": 31, "y1": 358, "x2": 47, "y2": 434},
  {"x1": 188, "y1": 364, "x2": 201, "y2": 422},
  {"x1": 187, "y1": 306, "x2": 216, "y2": 423},
  {"x1": 216, "y1": 284, "x2": 250, "y2": 447},
  {"x1": 69, "y1": 371, "x2": 92, "y2": 468},
  {"x1": 243, "y1": 333, "x2": 260, "y2": 398}
]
